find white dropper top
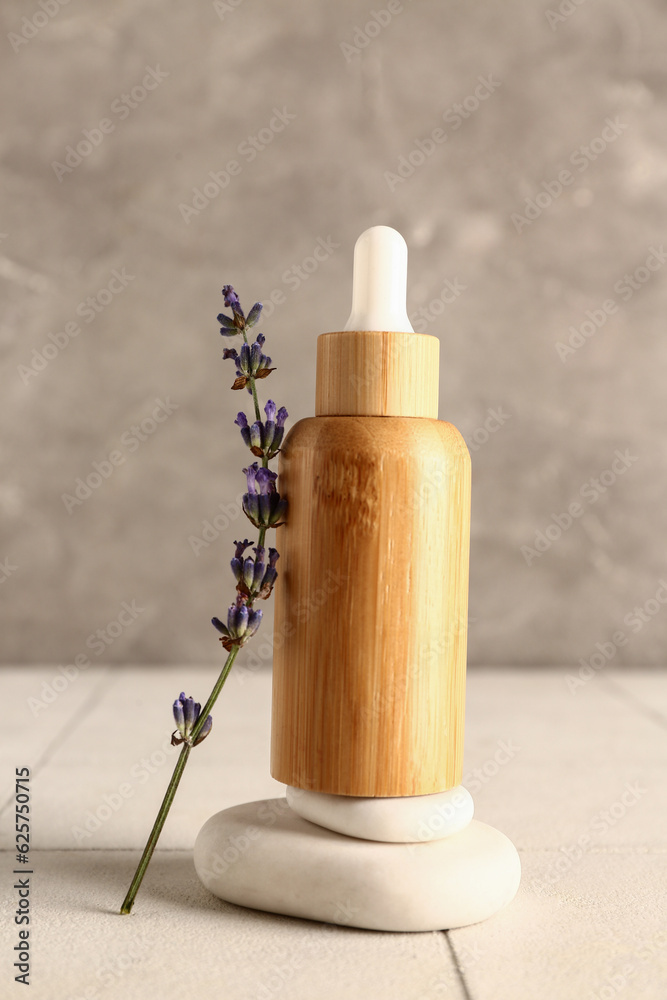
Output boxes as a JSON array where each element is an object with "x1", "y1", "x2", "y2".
[{"x1": 344, "y1": 225, "x2": 414, "y2": 333}]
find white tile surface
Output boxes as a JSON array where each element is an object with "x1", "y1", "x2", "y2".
[
  {"x1": 450, "y1": 852, "x2": 667, "y2": 1000},
  {"x1": 605, "y1": 669, "x2": 667, "y2": 723},
  {"x1": 1, "y1": 665, "x2": 665, "y2": 999},
  {"x1": 465, "y1": 668, "x2": 667, "y2": 850},
  {"x1": 0, "y1": 850, "x2": 465, "y2": 1000},
  {"x1": 6, "y1": 665, "x2": 286, "y2": 850}
]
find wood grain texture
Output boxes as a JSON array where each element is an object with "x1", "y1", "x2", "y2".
[
  {"x1": 270, "y1": 415, "x2": 471, "y2": 797},
  {"x1": 316, "y1": 330, "x2": 439, "y2": 418}
]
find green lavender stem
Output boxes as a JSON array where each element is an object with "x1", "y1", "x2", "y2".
[
  {"x1": 190, "y1": 644, "x2": 239, "y2": 744},
  {"x1": 119, "y1": 743, "x2": 191, "y2": 914},
  {"x1": 120, "y1": 645, "x2": 239, "y2": 914}
]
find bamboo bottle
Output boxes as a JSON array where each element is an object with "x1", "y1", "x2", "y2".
[{"x1": 270, "y1": 231, "x2": 471, "y2": 798}]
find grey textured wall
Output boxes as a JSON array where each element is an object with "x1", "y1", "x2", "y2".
[{"x1": 2, "y1": 0, "x2": 665, "y2": 667}]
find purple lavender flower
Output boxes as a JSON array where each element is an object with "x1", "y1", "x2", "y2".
[
  {"x1": 245, "y1": 302, "x2": 262, "y2": 328},
  {"x1": 257, "y1": 547, "x2": 279, "y2": 598},
  {"x1": 230, "y1": 543, "x2": 280, "y2": 600},
  {"x1": 234, "y1": 412, "x2": 251, "y2": 448},
  {"x1": 230, "y1": 539, "x2": 262, "y2": 592},
  {"x1": 172, "y1": 692, "x2": 213, "y2": 747},
  {"x1": 218, "y1": 288, "x2": 263, "y2": 340},
  {"x1": 222, "y1": 333, "x2": 274, "y2": 391},
  {"x1": 212, "y1": 598, "x2": 263, "y2": 650},
  {"x1": 242, "y1": 462, "x2": 288, "y2": 528},
  {"x1": 230, "y1": 538, "x2": 253, "y2": 583},
  {"x1": 218, "y1": 287, "x2": 244, "y2": 336},
  {"x1": 195, "y1": 714, "x2": 213, "y2": 744},
  {"x1": 239, "y1": 338, "x2": 272, "y2": 377},
  {"x1": 222, "y1": 285, "x2": 242, "y2": 316},
  {"x1": 266, "y1": 403, "x2": 288, "y2": 457},
  {"x1": 256, "y1": 400, "x2": 288, "y2": 459},
  {"x1": 217, "y1": 314, "x2": 238, "y2": 336},
  {"x1": 248, "y1": 420, "x2": 263, "y2": 453},
  {"x1": 235, "y1": 401, "x2": 288, "y2": 459}
]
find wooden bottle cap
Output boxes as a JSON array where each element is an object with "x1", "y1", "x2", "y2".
[{"x1": 315, "y1": 329, "x2": 440, "y2": 419}]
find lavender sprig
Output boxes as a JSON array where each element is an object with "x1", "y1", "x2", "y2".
[{"x1": 120, "y1": 286, "x2": 288, "y2": 914}]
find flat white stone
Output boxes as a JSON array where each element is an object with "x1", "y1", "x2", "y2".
[
  {"x1": 194, "y1": 798, "x2": 521, "y2": 932},
  {"x1": 286, "y1": 785, "x2": 474, "y2": 842}
]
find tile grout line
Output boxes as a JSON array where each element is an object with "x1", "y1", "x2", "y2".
[
  {"x1": 599, "y1": 673, "x2": 667, "y2": 732},
  {"x1": 0, "y1": 667, "x2": 116, "y2": 818},
  {"x1": 443, "y1": 931, "x2": 475, "y2": 1000}
]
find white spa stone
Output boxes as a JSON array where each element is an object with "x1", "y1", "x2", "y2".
[
  {"x1": 194, "y1": 798, "x2": 521, "y2": 932},
  {"x1": 286, "y1": 785, "x2": 474, "y2": 843}
]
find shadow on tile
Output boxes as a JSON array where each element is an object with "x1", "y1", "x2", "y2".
[{"x1": 34, "y1": 850, "x2": 373, "y2": 937}]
